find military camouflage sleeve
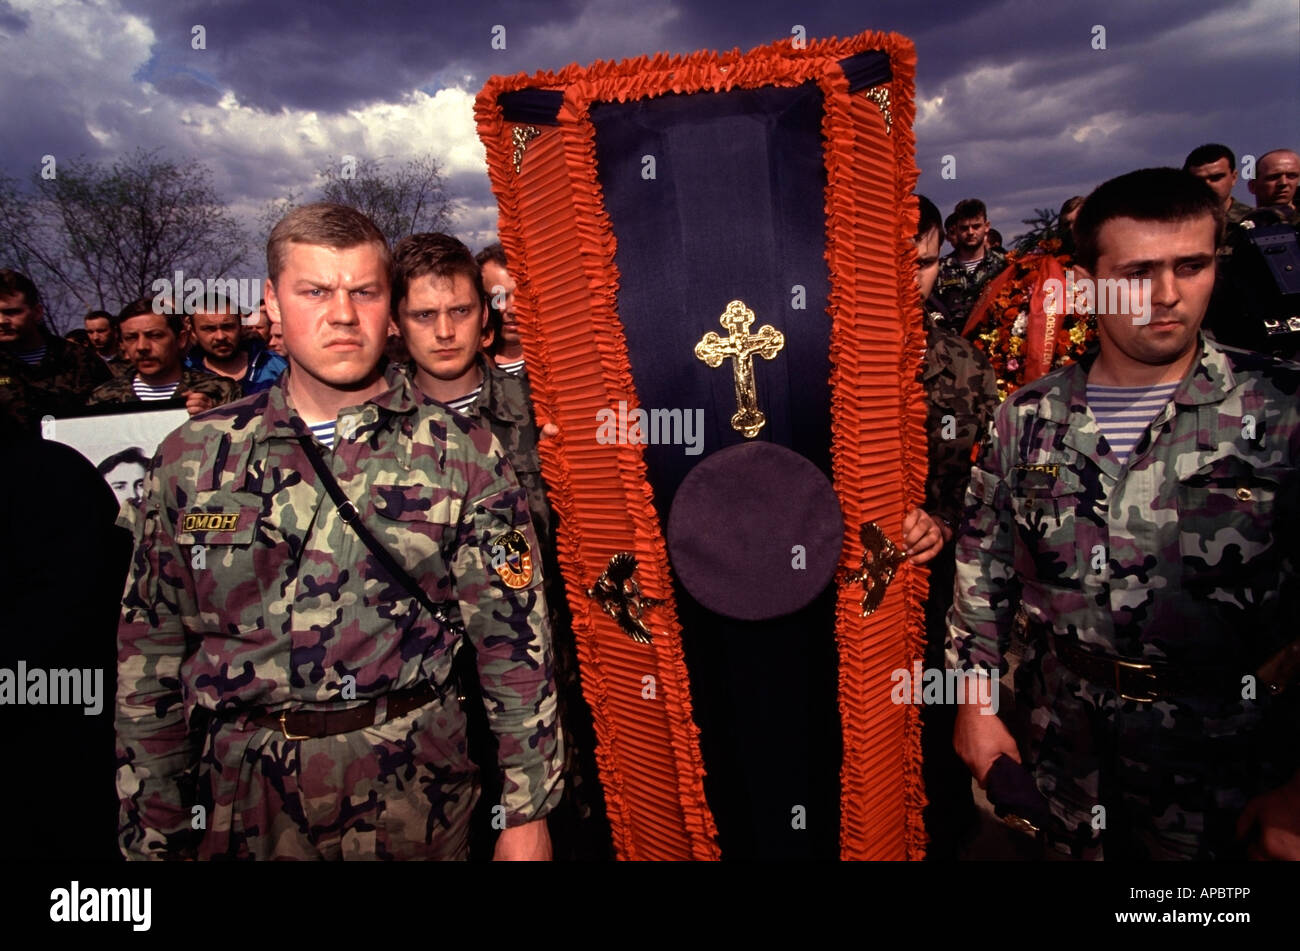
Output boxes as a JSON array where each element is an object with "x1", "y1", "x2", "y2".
[
  {"x1": 182, "y1": 375, "x2": 242, "y2": 407},
  {"x1": 945, "y1": 401, "x2": 1020, "y2": 675},
  {"x1": 925, "y1": 335, "x2": 1003, "y2": 529},
  {"x1": 114, "y1": 444, "x2": 201, "y2": 860},
  {"x1": 448, "y1": 430, "x2": 564, "y2": 826}
]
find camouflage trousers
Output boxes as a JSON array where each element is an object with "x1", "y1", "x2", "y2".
[
  {"x1": 1014, "y1": 637, "x2": 1298, "y2": 861},
  {"x1": 193, "y1": 691, "x2": 480, "y2": 860}
]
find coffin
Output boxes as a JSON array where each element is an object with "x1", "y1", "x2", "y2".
[{"x1": 476, "y1": 28, "x2": 927, "y2": 860}]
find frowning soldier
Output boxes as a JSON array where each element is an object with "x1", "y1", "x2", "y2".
[{"x1": 115, "y1": 202, "x2": 563, "y2": 860}]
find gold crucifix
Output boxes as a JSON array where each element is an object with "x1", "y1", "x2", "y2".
[{"x1": 694, "y1": 300, "x2": 785, "y2": 438}]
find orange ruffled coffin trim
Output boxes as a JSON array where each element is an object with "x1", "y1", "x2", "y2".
[{"x1": 477, "y1": 29, "x2": 925, "y2": 861}]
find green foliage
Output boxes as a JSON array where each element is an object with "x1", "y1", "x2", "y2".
[{"x1": 1011, "y1": 206, "x2": 1066, "y2": 254}]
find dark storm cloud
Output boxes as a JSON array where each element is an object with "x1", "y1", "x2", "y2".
[
  {"x1": 892, "y1": 0, "x2": 1300, "y2": 234},
  {"x1": 2, "y1": 0, "x2": 1297, "y2": 251},
  {"x1": 0, "y1": 0, "x2": 28, "y2": 36},
  {"x1": 114, "y1": 0, "x2": 593, "y2": 112},
  {"x1": 2, "y1": 75, "x2": 108, "y2": 175}
]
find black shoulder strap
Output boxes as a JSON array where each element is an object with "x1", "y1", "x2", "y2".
[{"x1": 296, "y1": 434, "x2": 465, "y2": 641}]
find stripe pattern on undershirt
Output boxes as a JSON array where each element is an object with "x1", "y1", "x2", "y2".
[
  {"x1": 132, "y1": 378, "x2": 181, "y2": 400},
  {"x1": 444, "y1": 385, "x2": 482, "y2": 414},
  {"x1": 1086, "y1": 381, "x2": 1179, "y2": 465},
  {"x1": 308, "y1": 420, "x2": 337, "y2": 449}
]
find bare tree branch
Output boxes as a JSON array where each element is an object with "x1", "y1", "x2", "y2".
[
  {"x1": 0, "y1": 149, "x2": 253, "y2": 332},
  {"x1": 314, "y1": 152, "x2": 456, "y2": 247}
]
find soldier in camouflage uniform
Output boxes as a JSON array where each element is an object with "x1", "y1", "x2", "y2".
[
  {"x1": 392, "y1": 232, "x2": 608, "y2": 859},
  {"x1": 947, "y1": 168, "x2": 1300, "y2": 860},
  {"x1": 913, "y1": 196, "x2": 1001, "y2": 857},
  {"x1": 935, "y1": 199, "x2": 1008, "y2": 332},
  {"x1": 1183, "y1": 143, "x2": 1254, "y2": 231},
  {"x1": 116, "y1": 204, "x2": 562, "y2": 860},
  {"x1": 87, "y1": 298, "x2": 241, "y2": 413},
  {"x1": 0, "y1": 269, "x2": 113, "y2": 432}
]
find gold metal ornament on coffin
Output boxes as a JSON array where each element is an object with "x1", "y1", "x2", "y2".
[
  {"x1": 694, "y1": 300, "x2": 785, "y2": 438},
  {"x1": 587, "y1": 552, "x2": 664, "y2": 645},
  {"x1": 863, "y1": 85, "x2": 892, "y2": 134},
  {"x1": 511, "y1": 125, "x2": 541, "y2": 174},
  {"x1": 836, "y1": 522, "x2": 909, "y2": 617}
]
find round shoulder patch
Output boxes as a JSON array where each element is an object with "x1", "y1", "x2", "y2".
[{"x1": 490, "y1": 529, "x2": 534, "y2": 589}]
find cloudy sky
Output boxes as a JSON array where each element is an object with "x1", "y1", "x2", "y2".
[{"x1": 2, "y1": 0, "x2": 1297, "y2": 287}]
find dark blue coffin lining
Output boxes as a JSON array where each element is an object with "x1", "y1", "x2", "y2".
[{"x1": 592, "y1": 83, "x2": 841, "y2": 859}]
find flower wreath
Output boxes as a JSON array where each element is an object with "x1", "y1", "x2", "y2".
[{"x1": 962, "y1": 238, "x2": 1098, "y2": 400}]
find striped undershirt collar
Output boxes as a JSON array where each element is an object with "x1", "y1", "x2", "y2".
[
  {"x1": 307, "y1": 419, "x2": 336, "y2": 449},
  {"x1": 445, "y1": 386, "x2": 483, "y2": 414},
  {"x1": 131, "y1": 377, "x2": 181, "y2": 400},
  {"x1": 1086, "y1": 381, "x2": 1180, "y2": 465}
]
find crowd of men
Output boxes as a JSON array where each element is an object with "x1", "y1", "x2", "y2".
[
  {"x1": 1, "y1": 212, "x2": 609, "y2": 861},
  {"x1": 1, "y1": 138, "x2": 1297, "y2": 863},
  {"x1": 0, "y1": 239, "x2": 541, "y2": 434}
]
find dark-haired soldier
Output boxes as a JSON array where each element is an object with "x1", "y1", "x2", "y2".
[
  {"x1": 1184, "y1": 143, "x2": 1254, "y2": 227},
  {"x1": 0, "y1": 269, "x2": 113, "y2": 432},
  {"x1": 87, "y1": 298, "x2": 240, "y2": 414},
  {"x1": 948, "y1": 167, "x2": 1300, "y2": 860},
  {"x1": 396, "y1": 234, "x2": 552, "y2": 542},
  {"x1": 394, "y1": 232, "x2": 609, "y2": 859},
  {"x1": 936, "y1": 198, "x2": 1007, "y2": 329},
  {"x1": 913, "y1": 195, "x2": 1000, "y2": 858}
]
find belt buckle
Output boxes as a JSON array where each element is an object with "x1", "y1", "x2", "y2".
[
  {"x1": 279, "y1": 710, "x2": 311, "y2": 741},
  {"x1": 1115, "y1": 658, "x2": 1160, "y2": 703}
]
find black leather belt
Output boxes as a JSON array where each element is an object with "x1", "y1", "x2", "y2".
[
  {"x1": 242, "y1": 680, "x2": 442, "y2": 740},
  {"x1": 1047, "y1": 633, "x2": 1238, "y2": 703}
]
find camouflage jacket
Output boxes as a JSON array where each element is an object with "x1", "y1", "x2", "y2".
[
  {"x1": 102, "y1": 352, "x2": 135, "y2": 379},
  {"x1": 936, "y1": 246, "x2": 1008, "y2": 331},
  {"x1": 1226, "y1": 197, "x2": 1255, "y2": 227},
  {"x1": 115, "y1": 363, "x2": 563, "y2": 858},
  {"x1": 0, "y1": 329, "x2": 113, "y2": 432},
  {"x1": 922, "y1": 307, "x2": 1000, "y2": 530},
  {"x1": 432, "y1": 355, "x2": 552, "y2": 546},
  {"x1": 87, "y1": 367, "x2": 242, "y2": 408},
  {"x1": 946, "y1": 335, "x2": 1299, "y2": 676}
]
